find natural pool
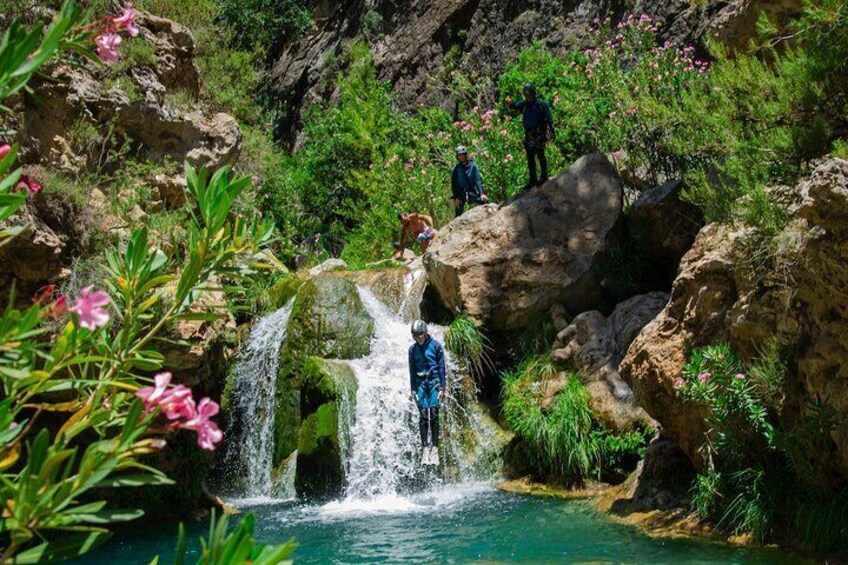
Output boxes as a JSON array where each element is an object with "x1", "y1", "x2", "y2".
[{"x1": 81, "y1": 485, "x2": 799, "y2": 564}]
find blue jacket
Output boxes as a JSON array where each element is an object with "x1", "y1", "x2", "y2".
[
  {"x1": 451, "y1": 161, "x2": 483, "y2": 202},
  {"x1": 510, "y1": 99, "x2": 555, "y2": 136},
  {"x1": 408, "y1": 337, "x2": 446, "y2": 408}
]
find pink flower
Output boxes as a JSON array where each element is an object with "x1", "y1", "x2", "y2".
[
  {"x1": 48, "y1": 295, "x2": 69, "y2": 319},
  {"x1": 405, "y1": 161, "x2": 414, "y2": 171},
  {"x1": 95, "y1": 33, "x2": 122, "y2": 63},
  {"x1": 698, "y1": 372, "x2": 711, "y2": 383},
  {"x1": 70, "y1": 285, "x2": 110, "y2": 329},
  {"x1": 16, "y1": 175, "x2": 41, "y2": 194},
  {"x1": 137, "y1": 372, "x2": 173, "y2": 409},
  {"x1": 735, "y1": 373, "x2": 746, "y2": 380},
  {"x1": 181, "y1": 398, "x2": 223, "y2": 451},
  {"x1": 813, "y1": 392, "x2": 829, "y2": 405},
  {"x1": 673, "y1": 378, "x2": 685, "y2": 389},
  {"x1": 504, "y1": 153, "x2": 514, "y2": 162},
  {"x1": 499, "y1": 129, "x2": 508, "y2": 137},
  {"x1": 0, "y1": 144, "x2": 11, "y2": 161},
  {"x1": 112, "y1": 3, "x2": 139, "y2": 37},
  {"x1": 159, "y1": 385, "x2": 193, "y2": 420}
]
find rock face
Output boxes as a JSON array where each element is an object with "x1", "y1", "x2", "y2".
[
  {"x1": 621, "y1": 158, "x2": 848, "y2": 479},
  {"x1": 628, "y1": 180, "x2": 705, "y2": 286},
  {"x1": 19, "y1": 11, "x2": 240, "y2": 178},
  {"x1": 270, "y1": 0, "x2": 801, "y2": 145},
  {"x1": 285, "y1": 274, "x2": 375, "y2": 360},
  {"x1": 424, "y1": 153, "x2": 623, "y2": 332},
  {"x1": 552, "y1": 292, "x2": 667, "y2": 433}
]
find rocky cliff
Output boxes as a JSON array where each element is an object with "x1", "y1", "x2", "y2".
[
  {"x1": 270, "y1": 0, "x2": 801, "y2": 144},
  {"x1": 621, "y1": 158, "x2": 848, "y2": 483}
]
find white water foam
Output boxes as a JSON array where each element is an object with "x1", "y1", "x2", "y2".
[{"x1": 224, "y1": 299, "x2": 296, "y2": 498}]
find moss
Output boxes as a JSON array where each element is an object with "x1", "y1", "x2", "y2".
[
  {"x1": 295, "y1": 402, "x2": 345, "y2": 498},
  {"x1": 284, "y1": 274, "x2": 374, "y2": 361},
  {"x1": 267, "y1": 275, "x2": 304, "y2": 309}
]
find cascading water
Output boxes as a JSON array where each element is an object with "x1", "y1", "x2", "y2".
[
  {"x1": 224, "y1": 298, "x2": 296, "y2": 499},
  {"x1": 334, "y1": 286, "x2": 500, "y2": 509}
]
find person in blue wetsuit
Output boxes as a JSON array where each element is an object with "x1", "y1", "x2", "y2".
[
  {"x1": 408, "y1": 319, "x2": 446, "y2": 465},
  {"x1": 505, "y1": 83, "x2": 556, "y2": 190},
  {"x1": 451, "y1": 145, "x2": 489, "y2": 217}
]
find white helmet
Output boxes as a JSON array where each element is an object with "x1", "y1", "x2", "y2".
[{"x1": 455, "y1": 145, "x2": 468, "y2": 155}]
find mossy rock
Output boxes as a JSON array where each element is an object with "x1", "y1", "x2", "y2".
[
  {"x1": 295, "y1": 402, "x2": 345, "y2": 498},
  {"x1": 300, "y1": 356, "x2": 357, "y2": 413},
  {"x1": 284, "y1": 274, "x2": 374, "y2": 361},
  {"x1": 273, "y1": 383, "x2": 301, "y2": 468},
  {"x1": 268, "y1": 276, "x2": 304, "y2": 309}
]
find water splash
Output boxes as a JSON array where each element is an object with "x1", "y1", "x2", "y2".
[
  {"x1": 340, "y1": 287, "x2": 500, "y2": 506},
  {"x1": 224, "y1": 299, "x2": 296, "y2": 497}
]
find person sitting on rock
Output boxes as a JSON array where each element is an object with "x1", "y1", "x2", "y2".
[
  {"x1": 505, "y1": 83, "x2": 556, "y2": 190},
  {"x1": 408, "y1": 319, "x2": 446, "y2": 466},
  {"x1": 451, "y1": 145, "x2": 489, "y2": 217},
  {"x1": 397, "y1": 211, "x2": 435, "y2": 257}
]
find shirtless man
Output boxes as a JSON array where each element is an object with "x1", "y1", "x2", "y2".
[{"x1": 398, "y1": 212, "x2": 435, "y2": 257}]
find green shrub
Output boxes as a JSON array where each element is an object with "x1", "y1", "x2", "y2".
[
  {"x1": 216, "y1": 0, "x2": 311, "y2": 55},
  {"x1": 678, "y1": 342, "x2": 847, "y2": 551},
  {"x1": 445, "y1": 314, "x2": 492, "y2": 374}
]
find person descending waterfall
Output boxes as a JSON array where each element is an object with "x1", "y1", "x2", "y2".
[
  {"x1": 451, "y1": 145, "x2": 488, "y2": 217},
  {"x1": 408, "y1": 319, "x2": 446, "y2": 466},
  {"x1": 505, "y1": 83, "x2": 556, "y2": 190}
]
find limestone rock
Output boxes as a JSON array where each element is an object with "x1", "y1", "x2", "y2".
[
  {"x1": 620, "y1": 158, "x2": 848, "y2": 479},
  {"x1": 151, "y1": 173, "x2": 188, "y2": 209},
  {"x1": 552, "y1": 293, "x2": 667, "y2": 433},
  {"x1": 629, "y1": 180, "x2": 704, "y2": 285},
  {"x1": 424, "y1": 154, "x2": 623, "y2": 332},
  {"x1": 308, "y1": 258, "x2": 348, "y2": 277},
  {"x1": 284, "y1": 274, "x2": 375, "y2": 360},
  {"x1": 19, "y1": 14, "x2": 240, "y2": 174}
]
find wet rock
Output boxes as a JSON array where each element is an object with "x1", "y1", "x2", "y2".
[
  {"x1": 424, "y1": 154, "x2": 623, "y2": 332},
  {"x1": 308, "y1": 258, "x2": 348, "y2": 277},
  {"x1": 552, "y1": 292, "x2": 668, "y2": 433},
  {"x1": 284, "y1": 274, "x2": 375, "y2": 360}
]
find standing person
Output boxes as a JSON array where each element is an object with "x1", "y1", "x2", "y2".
[
  {"x1": 408, "y1": 320, "x2": 446, "y2": 466},
  {"x1": 505, "y1": 83, "x2": 556, "y2": 190},
  {"x1": 397, "y1": 212, "x2": 435, "y2": 257},
  {"x1": 451, "y1": 145, "x2": 489, "y2": 217}
]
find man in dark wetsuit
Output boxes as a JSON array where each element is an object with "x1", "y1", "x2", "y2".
[
  {"x1": 506, "y1": 83, "x2": 556, "y2": 190},
  {"x1": 408, "y1": 319, "x2": 446, "y2": 465},
  {"x1": 451, "y1": 145, "x2": 488, "y2": 217}
]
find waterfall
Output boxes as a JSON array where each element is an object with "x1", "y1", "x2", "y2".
[
  {"x1": 224, "y1": 299, "x2": 296, "y2": 498},
  {"x1": 339, "y1": 287, "x2": 500, "y2": 503}
]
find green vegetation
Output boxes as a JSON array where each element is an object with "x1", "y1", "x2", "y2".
[
  {"x1": 678, "y1": 343, "x2": 848, "y2": 553},
  {"x1": 501, "y1": 357, "x2": 649, "y2": 484},
  {"x1": 169, "y1": 510, "x2": 296, "y2": 564},
  {"x1": 217, "y1": 0, "x2": 311, "y2": 55},
  {"x1": 445, "y1": 314, "x2": 491, "y2": 374}
]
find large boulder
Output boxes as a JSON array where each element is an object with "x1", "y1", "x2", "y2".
[
  {"x1": 552, "y1": 293, "x2": 667, "y2": 433},
  {"x1": 620, "y1": 158, "x2": 848, "y2": 479},
  {"x1": 424, "y1": 154, "x2": 623, "y2": 332},
  {"x1": 284, "y1": 274, "x2": 375, "y2": 361},
  {"x1": 628, "y1": 180, "x2": 705, "y2": 285}
]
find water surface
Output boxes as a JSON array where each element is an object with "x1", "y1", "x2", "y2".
[{"x1": 83, "y1": 486, "x2": 797, "y2": 564}]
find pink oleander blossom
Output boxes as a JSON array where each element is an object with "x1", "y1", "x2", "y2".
[
  {"x1": 137, "y1": 372, "x2": 173, "y2": 409},
  {"x1": 0, "y1": 144, "x2": 10, "y2": 161},
  {"x1": 112, "y1": 3, "x2": 139, "y2": 37},
  {"x1": 698, "y1": 372, "x2": 711, "y2": 383},
  {"x1": 735, "y1": 373, "x2": 746, "y2": 380},
  {"x1": 181, "y1": 398, "x2": 223, "y2": 450},
  {"x1": 95, "y1": 33, "x2": 122, "y2": 63},
  {"x1": 673, "y1": 377, "x2": 685, "y2": 389},
  {"x1": 159, "y1": 385, "x2": 194, "y2": 420},
  {"x1": 70, "y1": 285, "x2": 110, "y2": 329}
]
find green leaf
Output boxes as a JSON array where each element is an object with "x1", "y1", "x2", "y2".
[
  {"x1": 11, "y1": 531, "x2": 111, "y2": 564},
  {"x1": 96, "y1": 473, "x2": 175, "y2": 488}
]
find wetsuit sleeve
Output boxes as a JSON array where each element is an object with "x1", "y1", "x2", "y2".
[
  {"x1": 409, "y1": 346, "x2": 416, "y2": 392},
  {"x1": 544, "y1": 102, "x2": 555, "y2": 136},
  {"x1": 437, "y1": 343, "x2": 446, "y2": 389},
  {"x1": 509, "y1": 99, "x2": 525, "y2": 111},
  {"x1": 451, "y1": 166, "x2": 462, "y2": 199},
  {"x1": 472, "y1": 163, "x2": 483, "y2": 195}
]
